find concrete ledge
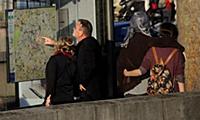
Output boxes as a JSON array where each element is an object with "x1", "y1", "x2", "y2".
[{"x1": 0, "y1": 92, "x2": 200, "y2": 120}]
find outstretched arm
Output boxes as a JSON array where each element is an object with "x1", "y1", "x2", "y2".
[
  {"x1": 42, "y1": 37, "x2": 57, "y2": 46},
  {"x1": 123, "y1": 68, "x2": 142, "y2": 77}
]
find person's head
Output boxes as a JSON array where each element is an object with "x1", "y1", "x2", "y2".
[
  {"x1": 130, "y1": 11, "x2": 150, "y2": 35},
  {"x1": 72, "y1": 19, "x2": 93, "y2": 42},
  {"x1": 55, "y1": 36, "x2": 75, "y2": 56},
  {"x1": 159, "y1": 22, "x2": 178, "y2": 39}
]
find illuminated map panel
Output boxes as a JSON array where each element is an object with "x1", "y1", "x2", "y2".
[{"x1": 8, "y1": 7, "x2": 57, "y2": 82}]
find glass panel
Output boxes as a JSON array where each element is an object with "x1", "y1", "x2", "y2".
[{"x1": 14, "y1": 0, "x2": 51, "y2": 9}]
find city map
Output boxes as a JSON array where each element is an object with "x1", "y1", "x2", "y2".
[{"x1": 8, "y1": 7, "x2": 57, "y2": 82}]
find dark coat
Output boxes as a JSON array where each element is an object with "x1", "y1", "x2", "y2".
[
  {"x1": 76, "y1": 37, "x2": 102, "y2": 100},
  {"x1": 45, "y1": 53, "x2": 76, "y2": 105}
]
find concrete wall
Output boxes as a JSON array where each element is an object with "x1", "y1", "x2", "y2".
[
  {"x1": 0, "y1": 92, "x2": 200, "y2": 120},
  {"x1": 177, "y1": 0, "x2": 200, "y2": 91}
]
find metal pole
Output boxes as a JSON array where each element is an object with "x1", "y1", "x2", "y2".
[
  {"x1": 105, "y1": 0, "x2": 116, "y2": 98},
  {"x1": 76, "y1": 0, "x2": 78, "y2": 20},
  {"x1": 106, "y1": 0, "x2": 114, "y2": 41},
  {"x1": 26, "y1": 0, "x2": 29, "y2": 8},
  {"x1": 57, "y1": 0, "x2": 61, "y2": 39}
]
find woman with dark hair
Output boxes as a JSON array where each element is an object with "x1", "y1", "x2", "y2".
[{"x1": 44, "y1": 37, "x2": 76, "y2": 107}]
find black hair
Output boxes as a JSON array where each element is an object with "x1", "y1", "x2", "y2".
[
  {"x1": 160, "y1": 22, "x2": 178, "y2": 39},
  {"x1": 78, "y1": 19, "x2": 93, "y2": 36}
]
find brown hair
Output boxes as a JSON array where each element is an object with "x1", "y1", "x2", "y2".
[
  {"x1": 54, "y1": 36, "x2": 75, "y2": 56},
  {"x1": 78, "y1": 19, "x2": 93, "y2": 36}
]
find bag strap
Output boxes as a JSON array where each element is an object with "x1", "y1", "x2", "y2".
[
  {"x1": 152, "y1": 47, "x2": 159, "y2": 64},
  {"x1": 164, "y1": 49, "x2": 178, "y2": 65},
  {"x1": 152, "y1": 47, "x2": 177, "y2": 65}
]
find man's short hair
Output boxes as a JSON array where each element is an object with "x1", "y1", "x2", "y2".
[{"x1": 78, "y1": 19, "x2": 93, "y2": 36}]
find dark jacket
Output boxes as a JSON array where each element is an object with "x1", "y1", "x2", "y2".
[
  {"x1": 76, "y1": 37, "x2": 102, "y2": 100},
  {"x1": 45, "y1": 53, "x2": 76, "y2": 105}
]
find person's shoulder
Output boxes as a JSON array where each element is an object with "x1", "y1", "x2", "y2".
[
  {"x1": 131, "y1": 32, "x2": 152, "y2": 44},
  {"x1": 132, "y1": 32, "x2": 152, "y2": 43},
  {"x1": 49, "y1": 54, "x2": 61, "y2": 62},
  {"x1": 47, "y1": 55, "x2": 57, "y2": 65},
  {"x1": 49, "y1": 54, "x2": 57, "y2": 59},
  {"x1": 83, "y1": 37, "x2": 99, "y2": 46},
  {"x1": 85, "y1": 36, "x2": 97, "y2": 42},
  {"x1": 52, "y1": 53, "x2": 73, "y2": 63},
  {"x1": 50, "y1": 53, "x2": 65, "y2": 60},
  {"x1": 136, "y1": 32, "x2": 151, "y2": 38}
]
